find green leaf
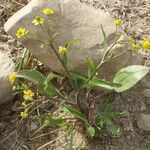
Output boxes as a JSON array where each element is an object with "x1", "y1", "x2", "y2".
[
  {"x1": 48, "y1": 33, "x2": 58, "y2": 44},
  {"x1": 64, "y1": 40, "x2": 79, "y2": 49},
  {"x1": 69, "y1": 71, "x2": 88, "y2": 89},
  {"x1": 74, "y1": 79, "x2": 85, "y2": 89},
  {"x1": 101, "y1": 25, "x2": 108, "y2": 51},
  {"x1": 86, "y1": 76, "x2": 122, "y2": 90},
  {"x1": 86, "y1": 126, "x2": 95, "y2": 137},
  {"x1": 87, "y1": 58, "x2": 96, "y2": 77},
  {"x1": 107, "y1": 121, "x2": 120, "y2": 135},
  {"x1": 61, "y1": 104, "x2": 89, "y2": 125},
  {"x1": 45, "y1": 73, "x2": 63, "y2": 81},
  {"x1": 16, "y1": 70, "x2": 58, "y2": 96},
  {"x1": 16, "y1": 69, "x2": 45, "y2": 91},
  {"x1": 69, "y1": 71, "x2": 88, "y2": 81},
  {"x1": 113, "y1": 65, "x2": 150, "y2": 92},
  {"x1": 50, "y1": 117, "x2": 64, "y2": 126},
  {"x1": 44, "y1": 74, "x2": 58, "y2": 96},
  {"x1": 60, "y1": 53, "x2": 68, "y2": 67}
]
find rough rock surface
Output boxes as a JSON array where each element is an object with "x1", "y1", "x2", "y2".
[
  {"x1": 0, "y1": 51, "x2": 15, "y2": 104},
  {"x1": 4, "y1": 0, "x2": 142, "y2": 79},
  {"x1": 137, "y1": 114, "x2": 150, "y2": 131}
]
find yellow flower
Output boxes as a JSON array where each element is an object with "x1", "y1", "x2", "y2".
[
  {"x1": 131, "y1": 43, "x2": 140, "y2": 50},
  {"x1": 32, "y1": 16, "x2": 44, "y2": 25},
  {"x1": 16, "y1": 28, "x2": 28, "y2": 38},
  {"x1": 9, "y1": 72, "x2": 16, "y2": 84},
  {"x1": 58, "y1": 46, "x2": 68, "y2": 54},
  {"x1": 43, "y1": 8, "x2": 54, "y2": 15},
  {"x1": 142, "y1": 39, "x2": 150, "y2": 50},
  {"x1": 128, "y1": 37, "x2": 140, "y2": 52},
  {"x1": 114, "y1": 19, "x2": 122, "y2": 26},
  {"x1": 23, "y1": 90, "x2": 35, "y2": 100},
  {"x1": 20, "y1": 111, "x2": 28, "y2": 119}
]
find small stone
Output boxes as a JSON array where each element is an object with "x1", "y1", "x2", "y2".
[
  {"x1": 140, "y1": 105, "x2": 146, "y2": 111},
  {"x1": 140, "y1": 102, "x2": 146, "y2": 111},
  {"x1": 143, "y1": 89, "x2": 150, "y2": 98},
  {"x1": 145, "y1": 99, "x2": 150, "y2": 105},
  {"x1": 30, "y1": 122, "x2": 38, "y2": 131},
  {"x1": 127, "y1": 135, "x2": 131, "y2": 140},
  {"x1": 126, "y1": 122, "x2": 134, "y2": 132},
  {"x1": 0, "y1": 35, "x2": 8, "y2": 42},
  {"x1": 137, "y1": 114, "x2": 150, "y2": 131}
]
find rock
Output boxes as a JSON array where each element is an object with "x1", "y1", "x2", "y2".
[
  {"x1": 137, "y1": 114, "x2": 150, "y2": 131},
  {"x1": 29, "y1": 122, "x2": 38, "y2": 131},
  {"x1": 4, "y1": 0, "x2": 142, "y2": 79},
  {"x1": 140, "y1": 105, "x2": 146, "y2": 111},
  {"x1": 0, "y1": 51, "x2": 15, "y2": 104},
  {"x1": 143, "y1": 89, "x2": 150, "y2": 98}
]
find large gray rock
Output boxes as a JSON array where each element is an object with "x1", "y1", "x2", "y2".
[
  {"x1": 4, "y1": 0, "x2": 142, "y2": 79},
  {"x1": 0, "y1": 51, "x2": 15, "y2": 104}
]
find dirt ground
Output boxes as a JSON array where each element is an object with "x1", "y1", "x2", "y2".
[{"x1": 0, "y1": 0, "x2": 150, "y2": 150}]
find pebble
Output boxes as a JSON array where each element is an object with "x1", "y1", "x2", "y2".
[
  {"x1": 29, "y1": 122, "x2": 38, "y2": 131},
  {"x1": 137, "y1": 114, "x2": 150, "y2": 131},
  {"x1": 143, "y1": 89, "x2": 150, "y2": 98}
]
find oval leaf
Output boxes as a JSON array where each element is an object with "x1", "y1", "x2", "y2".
[
  {"x1": 113, "y1": 65, "x2": 150, "y2": 92},
  {"x1": 86, "y1": 126, "x2": 95, "y2": 137}
]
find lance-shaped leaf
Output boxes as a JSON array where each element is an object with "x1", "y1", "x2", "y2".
[
  {"x1": 87, "y1": 58, "x2": 96, "y2": 77},
  {"x1": 101, "y1": 25, "x2": 108, "y2": 51},
  {"x1": 62, "y1": 104, "x2": 89, "y2": 125},
  {"x1": 86, "y1": 76, "x2": 122, "y2": 90},
  {"x1": 44, "y1": 74, "x2": 59, "y2": 96},
  {"x1": 16, "y1": 69, "x2": 45, "y2": 90},
  {"x1": 16, "y1": 70, "x2": 58, "y2": 96},
  {"x1": 60, "y1": 52, "x2": 68, "y2": 67},
  {"x1": 69, "y1": 71, "x2": 88, "y2": 81}
]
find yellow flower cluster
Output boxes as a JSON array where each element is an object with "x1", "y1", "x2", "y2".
[
  {"x1": 128, "y1": 37, "x2": 150, "y2": 53},
  {"x1": 16, "y1": 8, "x2": 54, "y2": 38},
  {"x1": 23, "y1": 90, "x2": 35, "y2": 101},
  {"x1": 16, "y1": 28, "x2": 28, "y2": 38},
  {"x1": 128, "y1": 37, "x2": 140, "y2": 52},
  {"x1": 58, "y1": 46, "x2": 68, "y2": 54},
  {"x1": 114, "y1": 19, "x2": 122, "y2": 26},
  {"x1": 9, "y1": 72, "x2": 16, "y2": 84}
]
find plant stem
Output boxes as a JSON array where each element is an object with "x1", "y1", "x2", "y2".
[
  {"x1": 85, "y1": 34, "x2": 122, "y2": 85},
  {"x1": 75, "y1": 91, "x2": 84, "y2": 113},
  {"x1": 51, "y1": 96, "x2": 77, "y2": 107},
  {"x1": 50, "y1": 43, "x2": 74, "y2": 88},
  {"x1": 85, "y1": 87, "x2": 91, "y2": 120},
  {"x1": 57, "y1": 92, "x2": 78, "y2": 108},
  {"x1": 18, "y1": 49, "x2": 28, "y2": 70}
]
